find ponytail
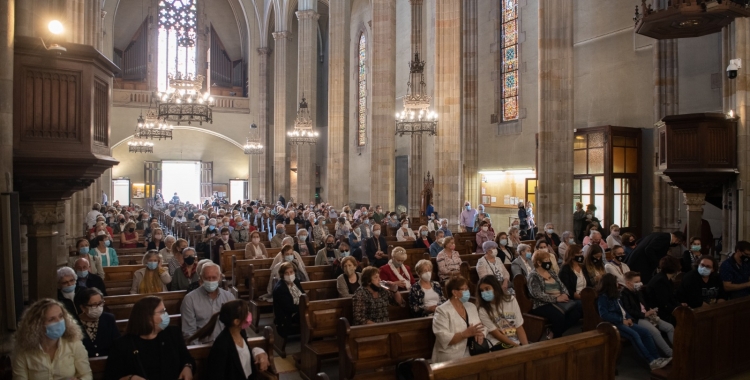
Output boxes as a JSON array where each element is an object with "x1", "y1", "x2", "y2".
[{"x1": 186, "y1": 311, "x2": 220, "y2": 344}]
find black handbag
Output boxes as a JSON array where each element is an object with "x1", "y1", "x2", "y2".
[{"x1": 468, "y1": 337, "x2": 492, "y2": 356}]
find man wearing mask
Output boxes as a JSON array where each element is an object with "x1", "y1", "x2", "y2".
[
  {"x1": 271, "y1": 224, "x2": 287, "y2": 248},
  {"x1": 73, "y1": 257, "x2": 108, "y2": 296},
  {"x1": 459, "y1": 201, "x2": 478, "y2": 233},
  {"x1": 625, "y1": 230, "x2": 684, "y2": 283},
  {"x1": 719, "y1": 241, "x2": 750, "y2": 299},
  {"x1": 181, "y1": 263, "x2": 236, "y2": 344},
  {"x1": 373, "y1": 205, "x2": 386, "y2": 224},
  {"x1": 365, "y1": 224, "x2": 389, "y2": 268}
]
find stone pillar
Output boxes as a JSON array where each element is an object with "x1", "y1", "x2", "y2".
[
  {"x1": 370, "y1": 0, "x2": 397, "y2": 210},
  {"x1": 0, "y1": 0, "x2": 12, "y2": 194},
  {"x1": 257, "y1": 47, "x2": 271, "y2": 202},
  {"x1": 434, "y1": 0, "x2": 461, "y2": 228},
  {"x1": 409, "y1": 135, "x2": 423, "y2": 217},
  {"x1": 66, "y1": 0, "x2": 85, "y2": 44},
  {"x1": 21, "y1": 200, "x2": 67, "y2": 301},
  {"x1": 461, "y1": 0, "x2": 479, "y2": 209},
  {"x1": 683, "y1": 193, "x2": 706, "y2": 242},
  {"x1": 326, "y1": 0, "x2": 350, "y2": 207},
  {"x1": 83, "y1": 0, "x2": 102, "y2": 49},
  {"x1": 537, "y1": 0, "x2": 574, "y2": 232},
  {"x1": 296, "y1": 6, "x2": 319, "y2": 204},
  {"x1": 273, "y1": 31, "x2": 291, "y2": 201},
  {"x1": 653, "y1": 39, "x2": 680, "y2": 233}
]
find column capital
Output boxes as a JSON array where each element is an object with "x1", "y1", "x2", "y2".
[
  {"x1": 683, "y1": 192, "x2": 706, "y2": 212},
  {"x1": 296, "y1": 9, "x2": 320, "y2": 21},
  {"x1": 272, "y1": 31, "x2": 291, "y2": 40},
  {"x1": 257, "y1": 47, "x2": 272, "y2": 56}
]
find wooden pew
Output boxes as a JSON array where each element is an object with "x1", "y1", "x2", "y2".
[
  {"x1": 115, "y1": 314, "x2": 182, "y2": 336},
  {"x1": 103, "y1": 290, "x2": 186, "y2": 320},
  {"x1": 650, "y1": 297, "x2": 750, "y2": 380},
  {"x1": 338, "y1": 317, "x2": 434, "y2": 380},
  {"x1": 88, "y1": 326, "x2": 279, "y2": 380},
  {"x1": 411, "y1": 323, "x2": 620, "y2": 380},
  {"x1": 581, "y1": 287, "x2": 601, "y2": 332},
  {"x1": 116, "y1": 247, "x2": 147, "y2": 256},
  {"x1": 103, "y1": 265, "x2": 144, "y2": 296},
  {"x1": 301, "y1": 279, "x2": 339, "y2": 301},
  {"x1": 511, "y1": 274, "x2": 549, "y2": 342},
  {"x1": 115, "y1": 254, "x2": 145, "y2": 266},
  {"x1": 386, "y1": 241, "x2": 417, "y2": 253},
  {"x1": 221, "y1": 249, "x2": 246, "y2": 277},
  {"x1": 299, "y1": 293, "x2": 411, "y2": 380},
  {"x1": 401, "y1": 248, "x2": 429, "y2": 270},
  {"x1": 306, "y1": 265, "x2": 335, "y2": 281}
]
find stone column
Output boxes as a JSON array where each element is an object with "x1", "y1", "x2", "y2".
[
  {"x1": 461, "y1": 0, "x2": 479, "y2": 209},
  {"x1": 326, "y1": 0, "x2": 349, "y2": 207},
  {"x1": 408, "y1": 0, "x2": 425, "y2": 219},
  {"x1": 83, "y1": 0, "x2": 101, "y2": 48},
  {"x1": 434, "y1": 0, "x2": 461, "y2": 228},
  {"x1": 370, "y1": 0, "x2": 397, "y2": 210},
  {"x1": 273, "y1": 31, "x2": 291, "y2": 200},
  {"x1": 257, "y1": 47, "x2": 271, "y2": 202},
  {"x1": 296, "y1": 6, "x2": 319, "y2": 204},
  {"x1": 683, "y1": 193, "x2": 706, "y2": 242},
  {"x1": 21, "y1": 200, "x2": 67, "y2": 301},
  {"x1": 537, "y1": 0, "x2": 574, "y2": 232},
  {"x1": 0, "y1": 0, "x2": 12, "y2": 194},
  {"x1": 66, "y1": 0, "x2": 85, "y2": 44}
]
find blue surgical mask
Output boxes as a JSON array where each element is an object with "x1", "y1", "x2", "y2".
[
  {"x1": 284, "y1": 255, "x2": 294, "y2": 262},
  {"x1": 460, "y1": 290, "x2": 470, "y2": 303},
  {"x1": 481, "y1": 290, "x2": 494, "y2": 302},
  {"x1": 76, "y1": 270, "x2": 89, "y2": 278},
  {"x1": 499, "y1": 239, "x2": 508, "y2": 246},
  {"x1": 465, "y1": 205, "x2": 471, "y2": 211},
  {"x1": 146, "y1": 262, "x2": 159, "y2": 270},
  {"x1": 568, "y1": 239, "x2": 575, "y2": 245},
  {"x1": 158, "y1": 312, "x2": 170, "y2": 330},
  {"x1": 105, "y1": 240, "x2": 111, "y2": 247},
  {"x1": 421, "y1": 231, "x2": 428, "y2": 236},
  {"x1": 299, "y1": 235, "x2": 308, "y2": 241},
  {"x1": 78, "y1": 247, "x2": 88, "y2": 255},
  {"x1": 691, "y1": 245, "x2": 701, "y2": 252},
  {"x1": 45, "y1": 319, "x2": 66, "y2": 340},
  {"x1": 698, "y1": 266, "x2": 712, "y2": 277},
  {"x1": 209, "y1": 225, "x2": 215, "y2": 230},
  {"x1": 61, "y1": 284, "x2": 76, "y2": 294},
  {"x1": 203, "y1": 281, "x2": 219, "y2": 292},
  {"x1": 341, "y1": 251, "x2": 350, "y2": 257},
  {"x1": 525, "y1": 252, "x2": 532, "y2": 260}
]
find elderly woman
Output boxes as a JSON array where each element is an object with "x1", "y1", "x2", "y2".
[
  {"x1": 56, "y1": 267, "x2": 81, "y2": 318},
  {"x1": 130, "y1": 250, "x2": 172, "y2": 294},
  {"x1": 104, "y1": 296, "x2": 195, "y2": 380},
  {"x1": 606, "y1": 224, "x2": 622, "y2": 249},
  {"x1": 337, "y1": 256, "x2": 362, "y2": 297},
  {"x1": 160, "y1": 235, "x2": 177, "y2": 263},
  {"x1": 294, "y1": 228, "x2": 315, "y2": 257},
  {"x1": 415, "y1": 225, "x2": 433, "y2": 249},
  {"x1": 267, "y1": 244, "x2": 310, "y2": 296},
  {"x1": 89, "y1": 233, "x2": 118, "y2": 268},
  {"x1": 511, "y1": 243, "x2": 534, "y2": 279},
  {"x1": 558, "y1": 231, "x2": 575, "y2": 261},
  {"x1": 507, "y1": 226, "x2": 522, "y2": 248},
  {"x1": 409, "y1": 259, "x2": 446, "y2": 317},
  {"x1": 11, "y1": 298, "x2": 92, "y2": 380},
  {"x1": 396, "y1": 219, "x2": 416, "y2": 242},
  {"x1": 245, "y1": 231, "x2": 268, "y2": 259},
  {"x1": 231, "y1": 219, "x2": 250, "y2": 243},
  {"x1": 475, "y1": 220, "x2": 496, "y2": 253},
  {"x1": 120, "y1": 221, "x2": 139, "y2": 249},
  {"x1": 272, "y1": 262, "x2": 306, "y2": 339},
  {"x1": 476, "y1": 241, "x2": 512, "y2": 292},
  {"x1": 70, "y1": 237, "x2": 104, "y2": 276},
  {"x1": 74, "y1": 287, "x2": 120, "y2": 357},
  {"x1": 379, "y1": 247, "x2": 416, "y2": 291},
  {"x1": 171, "y1": 247, "x2": 199, "y2": 291},
  {"x1": 312, "y1": 217, "x2": 328, "y2": 246},
  {"x1": 528, "y1": 250, "x2": 582, "y2": 339},
  {"x1": 436, "y1": 237, "x2": 462, "y2": 282},
  {"x1": 431, "y1": 276, "x2": 485, "y2": 363},
  {"x1": 352, "y1": 266, "x2": 404, "y2": 325},
  {"x1": 316, "y1": 235, "x2": 341, "y2": 265}
]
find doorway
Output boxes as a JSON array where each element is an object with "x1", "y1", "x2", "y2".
[{"x1": 161, "y1": 161, "x2": 201, "y2": 204}]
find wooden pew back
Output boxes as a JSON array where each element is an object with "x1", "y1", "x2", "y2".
[
  {"x1": 103, "y1": 265, "x2": 144, "y2": 296},
  {"x1": 116, "y1": 254, "x2": 145, "y2": 266},
  {"x1": 115, "y1": 314, "x2": 182, "y2": 336},
  {"x1": 307, "y1": 265, "x2": 335, "y2": 281},
  {"x1": 301, "y1": 279, "x2": 339, "y2": 301},
  {"x1": 103, "y1": 291, "x2": 186, "y2": 320}
]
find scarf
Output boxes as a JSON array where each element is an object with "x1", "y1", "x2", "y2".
[
  {"x1": 289, "y1": 282, "x2": 302, "y2": 305},
  {"x1": 252, "y1": 243, "x2": 264, "y2": 258},
  {"x1": 388, "y1": 259, "x2": 411, "y2": 289},
  {"x1": 139, "y1": 267, "x2": 164, "y2": 294},
  {"x1": 180, "y1": 261, "x2": 197, "y2": 280}
]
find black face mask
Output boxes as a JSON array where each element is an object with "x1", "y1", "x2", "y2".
[
  {"x1": 128, "y1": 228, "x2": 135, "y2": 233},
  {"x1": 326, "y1": 243, "x2": 335, "y2": 249},
  {"x1": 615, "y1": 256, "x2": 625, "y2": 262},
  {"x1": 541, "y1": 262, "x2": 553, "y2": 270},
  {"x1": 369, "y1": 283, "x2": 381, "y2": 292},
  {"x1": 184, "y1": 256, "x2": 196, "y2": 265},
  {"x1": 575, "y1": 256, "x2": 584, "y2": 263}
]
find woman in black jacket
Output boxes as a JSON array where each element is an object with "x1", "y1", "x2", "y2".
[
  {"x1": 272, "y1": 262, "x2": 306, "y2": 339},
  {"x1": 74, "y1": 287, "x2": 120, "y2": 357},
  {"x1": 104, "y1": 296, "x2": 195, "y2": 380},
  {"x1": 191, "y1": 300, "x2": 271, "y2": 380},
  {"x1": 645, "y1": 256, "x2": 684, "y2": 326},
  {"x1": 557, "y1": 245, "x2": 592, "y2": 300}
]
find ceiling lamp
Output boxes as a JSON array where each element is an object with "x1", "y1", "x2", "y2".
[
  {"x1": 128, "y1": 133, "x2": 154, "y2": 154},
  {"x1": 287, "y1": 97, "x2": 318, "y2": 145},
  {"x1": 153, "y1": 72, "x2": 214, "y2": 125},
  {"x1": 136, "y1": 109, "x2": 173, "y2": 140},
  {"x1": 634, "y1": 0, "x2": 750, "y2": 40},
  {"x1": 244, "y1": 123, "x2": 264, "y2": 155}
]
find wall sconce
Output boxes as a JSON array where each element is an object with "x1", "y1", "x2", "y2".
[
  {"x1": 44, "y1": 20, "x2": 67, "y2": 53},
  {"x1": 726, "y1": 109, "x2": 736, "y2": 119}
]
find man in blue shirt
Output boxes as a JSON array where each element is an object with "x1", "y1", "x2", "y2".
[
  {"x1": 719, "y1": 240, "x2": 750, "y2": 299},
  {"x1": 430, "y1": 230, "x2": 445, "y2": 258},
  {"x1": 438, "y1": 218, "x2": 453, "y2": 237}
]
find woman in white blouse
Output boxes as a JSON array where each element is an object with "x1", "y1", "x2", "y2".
[
  {"x1": 408, "y1": 260, "x2": 446, "y2": 317},
  {"x1": 244, "y1": 231, "x2": 268, "y2": 259},
  {"x1": 476, "y1": 241, "x2": 512, "y2": 293},
  {"x1": 396, "y1": 220, "x2": 416, "y2": 242},
  {"x1": 431, "y1": 276, "x2": 485, "y2": 363}
]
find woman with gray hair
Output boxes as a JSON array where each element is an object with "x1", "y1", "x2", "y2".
[
  {"x1": 507, "y1": 226, "x2": 522, "y2": 248},
  {"x1": 57, "y1": 267, "x2": 80, "y2": 317},
  {"x1": 558, "y1": 231, "x2": 575, "y2": 261},
  {"x1": 160, "y1": 235, "x2": 177, "y2": 262},
  {"x1": 477, "y1": 241, "x2": 512, "y2": 292},
  {"x1": 511, "y1": 243, "x2": 534, "y2": 279}
]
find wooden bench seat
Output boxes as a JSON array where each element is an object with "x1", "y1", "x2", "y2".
[
  {"x1": 301, "y1": 279, "x2": 339, "y2": 301},
  {"x1": 338, "y1": 317, "x2": 434, "y2": 380},
  {"x1": 89, "y1": 326, "x2": 279, "y2": 380},
  {"x1": 116, "y1": 247, "x2": 147, "y2": 256},
  {"x1": 103, "y1": 290, "x2": 186, "y2": 320},
  {"x1": 411, "y1": 323, "x2": 620, "y2": 380},
  {"x1": 512, "y1": 274, "x2": 549, "y2": 342},
  {"x1": 103, "y1": 265, "x2": 144, "y2": 296}
]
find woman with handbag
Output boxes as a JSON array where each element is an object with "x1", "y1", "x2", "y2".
[
  {"x1": 527, "y1": 250, "x2": 582, "y2": 339},
  {"x1": 476, "y1": 275, "x2": 528, "y2": 349},
  {"x1": 431, "y1": 276, "x2": 486, "y2": 363}
]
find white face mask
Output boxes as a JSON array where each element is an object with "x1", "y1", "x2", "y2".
[
  {"x1": 482, "y1": 226, "x2": 489, "y2": 232},
  {"x1": 374, "y1": 230, "x2": 381, "y2": 236},
  {"x1": 403, "y1": 224, "x2": 409, "y2": 229},
  {"x1": 87, "y1": 305, "x2": 104, "y2": 319},
  {"x1": 284, "y1": 274, "x2": 296, "y2": 283},
  {"x1": 633, "y1": 282, "x2": 643, "y2": 291},
  {"x1": 420, "y1": 272, "x2": 431, "y2": 282}
]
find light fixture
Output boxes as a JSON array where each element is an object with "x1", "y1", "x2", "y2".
[
  {"x1": 128, "y1": 134, "x2": 154, "y2": 153},
  {"x1": 44, "y1": 20, "x2": 67, "y2": 53},
  {"x1": 727, "y1": 109, "x2": 737, "y2": 119},
  {"x1": 48, "y1": 20, "x2": 64, "y2": 35},
  {"x1": 136, "y1": 109, "x2": 173, "y2": 140},
  {"x1": 153, "y1": 73, "x2": 214, "y2": 125},
  {"x1": 243, "y1": 122, "x2": 264, "y2": 155},
  {"x1": 287, "y1": 97, "x2": 318, "y2": 145}
]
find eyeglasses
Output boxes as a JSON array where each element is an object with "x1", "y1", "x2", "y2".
[{"x1": 87, "y1": 301, "x2": 105, "y2": 308}]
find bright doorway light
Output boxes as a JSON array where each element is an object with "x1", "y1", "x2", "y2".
[
  {"x1": 112, "y1": 179, "x2": 130, "y2": 205},
  {"x1": 48, "y1": 20, "x2": 64, "y2": 35},
  {"x1": 229, "y1": 179, "x2": 247, "y2": 204},
  {"x1": 162, "y1": 161, "x2": 200, "y2": 205}
]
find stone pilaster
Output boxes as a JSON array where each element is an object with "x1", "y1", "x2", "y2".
[
  {"x1": 409, "y1": 135, "x2": 423, "y2": 217},
  {"x1": 461, "y1": 0, "x2": 479, "y2": 209},
  {"x1": 435, "y1": 0, "x2": 462, "y2": 228},
  {"x1": 683, "y1": 193, "x2": 706, "y2": 242},
  {"x1": 296, "y1": 8, "x2": 319, "y2": 204},
  {"x1": 83, "y1": 0, "x2": 102, "y2": 49},
  {"x1": 0, "y1": 0, "x2": 12, "y2": 194},
  {"x1": 273, "y1": 31, "x2": 291, "y2": 200},
  {"x1": 21, "y1": 200, "x2": 67, "y2": 301},
  {"x1": 326, "y1": 0, "x2": 350, "y2": 207},
  {"x1": 537, "y1": 0, "x2": 574, "y2": 232},
  {"x1": 66, "y1": 0, "x2": 85, "y2": 44},
  {"x1": 257, "y1": 47, "x2": 271, "y2": 202}
]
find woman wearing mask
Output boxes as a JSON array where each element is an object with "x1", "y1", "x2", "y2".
[
  {"x1": 604, "y1": 245, "x2": 631, "y2": 286},
  {"x1": 511, "y1": 243, "x2": 534, "y2": 279},
  {"x1": 114, "y1": 215, "x2": 128, "y2": 234},
  {"x1": 171, "y1": 247, "x2": 199, "y2": 291},
  {"x1": 294, "y1": 229, "x2": 315, "y2": 257},
  {"x1": 352, "y1": 267, "x2": 404, "y2": 325},
  {"x1": 475, "y1": 221, "x2": 496, "y2": 253},
  {"x1": 74, "y1": 287, "x2": 120, "y2": 358},
  {"x1": 409, "y1": 260, "x2": 446, "y2": 317},
  {"x1": 130, "y1": 250, "x2": 172, "y2": 294},
  {"x1": 160, "y1": 235, "x2": 176, "y2": 263},
  {"x1": 335, "y1": 217, "x2": 351, "y2": 241},
  {"x1": 436, "y1": 237, "x2": 462, "y2": 282},
  {"x1": 104, "y1": 296, "x2": 195, "y2": 380},
  {"x1": 476, "y1": 275, "x2": 528, "y2": 349},
  {"x1": 557, "y1": 231, "x2": 575, "y2": 262},
  {"x1": 558, "y1": 245, "x2": 592, "y2": 300},
  {"x1": 167, "y1": 238, "x2": 189, "y2": 277},
  {"x1": 245, "y1": 231, "x2": 268, "y2": 259},
  {"x1": 272, "y1": 263, "x2": 305, "y2": 339},
  {"x1": 396, "y1": 219, "x2": 416, "y2": 242},
  {"x1": 378, "y1": 247, "x2": 415, "y2": 291},
  {"x1": 214, "y1": 227, "x2": 236, "y2": 256},
  {"x1": 70, "y1": 238, "x2": 104, "y2": 276},
  {"x1": 507, "y1": 226, "x2": 522, "y2": 248},
  {"x1": 337, "y1": 256, "x2": 362, "y2": 297},
  {"x1": 584, "y1": 244, "x2": 607, "y2": 287},
  {"x1": 119, "y1": 221, "x2": 139, "y2": 248},
  {"x1": 231, "y1": 220, "x2": 250, "y2": 244},
  {"x1": 415, "y1": 225, "x2": 433, "y2": 249},
  {"x1": 528, "y1": 251, "x2": 582, "y2": 339},
  {"x1": 494, "y1": 232, "x2": 515, "y2": 265},
  {"x1": 535, "y1": 240, "x2": 559, "y2": 273},
  {"x1": 312, "y1": 217, "x2": 328, "y2": 247},
  {"x1": 268, "y1": 244, "x2": 309, "y2": 296},
  {"x1": 90, "y1": 234, "x2": 119, "y2": 269},
  {"x1": 315, "y1": 235, "x2": 341, "y2": 265},
  {"x1": 681, "y1": 237, "x2": 704, "y2": 273},
  {"x1": 147, "y1": 228, "x2": 166, "y2": 251},
  {"x1": 476, "y1": 242, "x2": 512, "y2": 293},
  {"x1": 11, "y1": 298, "x2": 92, "y2": 379},
  {"x1": 431, "y1": 276, "x2": 485, "y2": 363},
  {"x1": 606, "y1": 224, "x2": 622, "y2": 249}
]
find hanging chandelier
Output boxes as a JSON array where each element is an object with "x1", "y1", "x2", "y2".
[
  {"x1": 153, "y1": 72, "x2": 214, "y2": 125},
  {"x1": 136, "y1": 109, "x2": 174, "y2": 140},
  {"x1": 287, "y1": 97, "x2": 318, "y2": 145},
  {"x1": 244, "y1": 123, "x2": 264, "y2": 155},
  {"x1": 128, "y1": 133, "x2": 154, "y2": 153}
]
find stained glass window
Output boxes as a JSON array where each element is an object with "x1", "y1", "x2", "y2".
[
  {"x1": 157, "y1": 0, "x2": 198, "y2": 92},
  {"x1": 357, "y1": 33, "x2": 367, "y2": 146},
  {"x1": 501, "y1": 0, "x2": 519, "y2": 122}
]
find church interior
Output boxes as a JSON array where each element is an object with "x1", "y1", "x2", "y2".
[{"x1": 1, "y1": 0, "x2": 750, "y2": 379}]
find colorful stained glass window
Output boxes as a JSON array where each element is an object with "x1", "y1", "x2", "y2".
[
  {"x1": 501, "y1": 0, "x2": 519, "y2": 121},
  {"x1": 357, "y1": 33, "x2": 367, "y2": 146},
  {"x1": 157, "y1": 0, "x2": 198, "y2": 92}
]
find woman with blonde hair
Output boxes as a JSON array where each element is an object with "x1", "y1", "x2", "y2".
[
  {"x1": 12, "y1": 298, "x2": 92, "y2": 379},
  {"x1": 119, "y1": 220, "x2": 139, "y2": 248},
  {"x1": 130, "y1": 250, "x2": 172, "y2": 294}
]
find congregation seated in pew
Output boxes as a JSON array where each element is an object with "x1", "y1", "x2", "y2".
[
  {"x1": 678, "y1": 255, "x2": 727, "y2": 308},
  {"x1": 436, "y1": 237, "x2": 461, "y2": 282},
  {"x1": 267, "y1": 244, "x2": 309, "y2": 296},
  {"x1": 57, "y1": 267, "x2": 81, "y2": 317},
  {"x1": 272, "y1": 262, "x2": 305, "y2": 339},
  {"x1": 182, "y1": 262, "x2": 236, "y2": 344},
  {"x1": 166, "y1": 238, "x2": 190, "y2": 276},
  {"x1": 558, "y1": 244, "x2": 591, "y2": 301},
  {"x1": 429, "y1": 230, "x2": 445, "y2": 258},
  {"x1": 73, "y1": 257, "x2": 108, "y2": 296},
  {"x1": 527, "y1": 250, "x2": 582, "y2": 339},
  {"x1": 476, "y1": 275, "x2": 528, "y2": 348},
  {"x1": 130, "y1": 250, "x2": 172, "y2": 294},
  {"x1": 74, "y1": 287, "x2": 120, "y2": 358},
  {"x1": 315, "y1": 234, "x2": 341, "y2": 265},
  {"x1": 337, "y1": 256, "x2": 362, "y2": 298},
  {"x1": 71, "y1": 237, "x2": 104, "y2": 277},
  {"x1": 511, "y1": 243, "x2": 533, "y2": 279},
  {"x1": 294, "y1": 229, "x2": 315, "y2": 257},
  {"x1": 89, "y1": 233, "x2": 119, "y2": 268},
  {"x1": 365, "y1": 223, "x2": 389, "y2": 267},
  {"x1": 620, "y1": 271, "x2": 674, "y2": 357},
  {"x1": 409, "y1": 259, "x2": 446, "y2": 317},
  {"x1": 352, "y1": 266, "x2": 405, "y2": 325},
  {"x1": 245, "y1": 230, "x2": 269, "y2": 258},
  {"x1": 431, "y1": 275, "x2": 484, "y2": 363},
  {"x1": 379, "y1": 247, "x2": 416, "y2": 291},
  {"x1": 119, "y1": 221, "x2": 139, "y2": 249},
  {"x1": 171, "y1": 247, "x2": 199, "y2": 291},
  {"x1": 476, "y1": 241, "x2": 511, "y2": 292}
]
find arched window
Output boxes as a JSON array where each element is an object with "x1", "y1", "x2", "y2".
[
  {"x1": 501, "y1": 0, "x2": 519, "y2": 122},
  {"x1": 357, "y1": 33, "x2": 367, "y2": 147},
  {"x1": 157, "y1": 0, "x2": 198, "y2": 92}
]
